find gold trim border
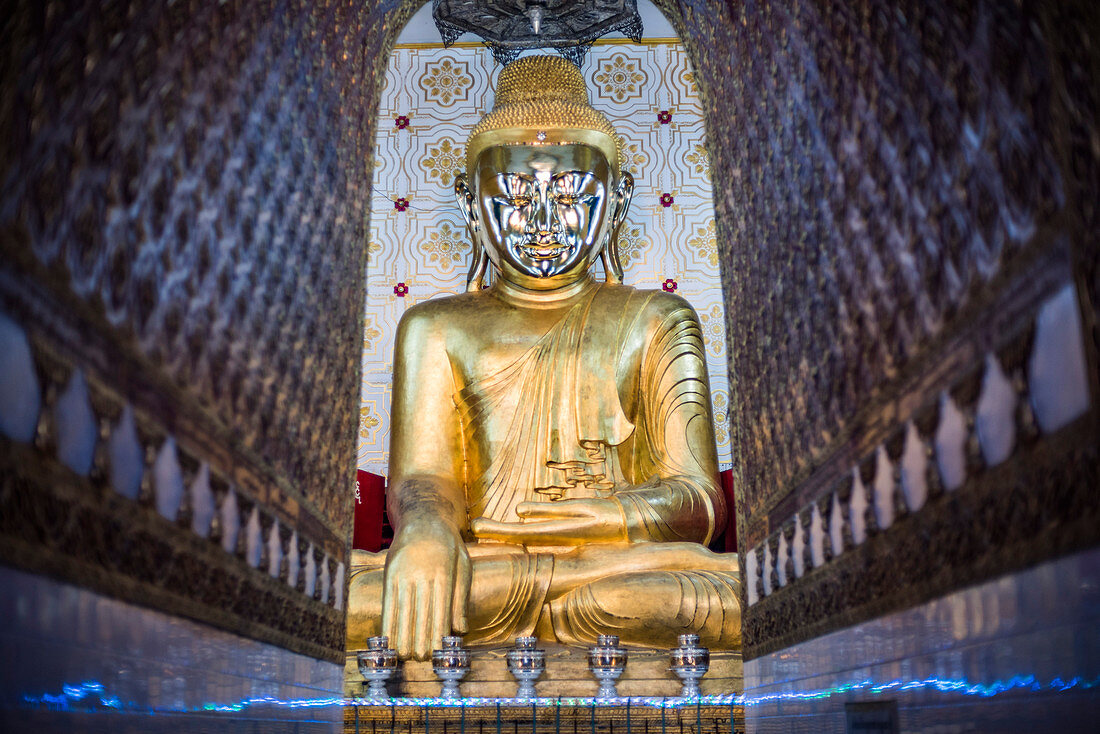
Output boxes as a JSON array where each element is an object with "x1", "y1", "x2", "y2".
[{"x1": 393, "y1": 37, "x2": 682, "y2": 51}]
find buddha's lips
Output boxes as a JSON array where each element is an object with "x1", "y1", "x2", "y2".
[{"x1": 519, "y1": 242, "x2": 568, "y2": 259}]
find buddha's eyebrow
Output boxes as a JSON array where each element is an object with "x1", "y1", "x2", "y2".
[
  {"x1": 498, "y1": 172, "x2": 537, "y2": 183},
  {"x1": 550, "y1": 171, "x2": 599, "y2": 187}
]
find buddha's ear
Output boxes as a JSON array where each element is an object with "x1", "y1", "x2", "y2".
[
  {"x1": 454, "y1": 173, "x2": 479, "y2": 234},
  {"x1": 455, "y1": 173, "x2": 487, "y2": 292},
  {"x1": 601, "y1": 171, "x2": 635, "y2": 285},
  {"x1": 612, "y1": 171, "x2": 635, "y2": 230}
]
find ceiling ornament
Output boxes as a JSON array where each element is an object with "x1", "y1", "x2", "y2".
[{"x1": 432, "y1": 0, "x2": 643, "y2": 66}]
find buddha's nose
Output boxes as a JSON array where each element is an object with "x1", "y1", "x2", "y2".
[{"x1": 527, "y1": 192, "x2": 555, "y2": 238}]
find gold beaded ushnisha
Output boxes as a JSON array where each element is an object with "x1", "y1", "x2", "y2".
[{"x1": 465, "y1": 55, "x2": 623, "y2": 179}]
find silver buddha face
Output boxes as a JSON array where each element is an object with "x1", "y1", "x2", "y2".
[{"x1": 471, "y1": 144, "x2": 615, "y2": 283}]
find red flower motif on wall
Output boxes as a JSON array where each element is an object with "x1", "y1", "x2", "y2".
[
  {"x1": 394, "y1": 197, "x2": 410, "y2": 211},
  {"x1": 662, "y1": 278, "x2": 678, "y2": 293},
  {"x1": 393, "y1": 282, "x2": 409, "y2": 297},
  {"x1": 657, "y1": 110, "x2": 672, "y2": 124},
  {"x1": 394, "y1": 115, "x2": 410, "y2": 129},
  {"x1": 660, "y1": 193, "x2": 675, "y2": 207}
]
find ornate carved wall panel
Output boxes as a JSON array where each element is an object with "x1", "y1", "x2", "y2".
[
  {"x1": 0, "y1": 0, "x2": 422, "y2": 662},
  {"x1": 654, "y1": 0, "x2": 1100, "y2": 659}
]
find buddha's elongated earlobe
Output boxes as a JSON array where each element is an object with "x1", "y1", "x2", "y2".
[
  {"x1": 466, "y1": 249, "x2": 488, "y2": 293},
  {"x1": 455, "y1": 173, "x2": 487, "y2": 292},
  {"x1": 602, "y1": 171, "x2": 634, "y2": 284},
  {"x1": 601, "y1": 244, "x2": 623, "y2": 285}
]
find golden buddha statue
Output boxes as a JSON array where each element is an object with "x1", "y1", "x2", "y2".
[{"x1": 347, "y1": 55, "x2": 741, "y2": 661}]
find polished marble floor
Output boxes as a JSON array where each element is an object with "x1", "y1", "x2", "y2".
[
  {"x1": 744, "y1": 548, "x2": 1100, "y2": 732},
  {"x1": 0, "y1": 566, "x2": 344, "y2": 733}
]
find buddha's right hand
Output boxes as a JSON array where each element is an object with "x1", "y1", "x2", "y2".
[{"x1": 381, "y1": 520, "x2": 471, "y2": 660}]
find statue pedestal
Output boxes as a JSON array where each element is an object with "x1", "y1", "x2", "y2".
[
  {"x1": 345, "y1": 644, "x2": 741, "y2": 698},
  {"x1": 343, "y1": 700, "x2": 745, "y2": 734}
]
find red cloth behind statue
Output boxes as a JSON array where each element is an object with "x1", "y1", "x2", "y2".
[
  {"x1": 720, "y1": 468, "x2": 737, "y2": 552},
  {"x1": 353, "y1": 470, "x2": 386, "y2": 552}
]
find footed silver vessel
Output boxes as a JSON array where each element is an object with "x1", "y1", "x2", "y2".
[
  {"x1": 506, "y1": 636, "x2": 546, "y2": 699},
  {"x1": 432, "y1": 635, "x2": 470, "y2": 698},
  {"x1": 588, "y1": 634, "x2": 627, "y2": 699},
  {"x1": 356, "y1": 636, "x2": 397, "y2": 700},
  {"x1": 669, "y1": 633, "x2": 709, "y2": 698}
]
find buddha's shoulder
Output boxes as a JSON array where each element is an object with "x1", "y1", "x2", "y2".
[
  {"x1": 395, "y1": 291, "x2": 501, "y2": 334},
  {"x1": 596, "y1": 284, "x2": 701, "y2": 322}
]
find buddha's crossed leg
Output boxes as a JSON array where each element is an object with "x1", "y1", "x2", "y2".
[{"x1": 347, "y1": 542, "x2": 740, "y2": 651}]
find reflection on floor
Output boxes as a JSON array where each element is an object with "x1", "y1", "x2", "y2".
[
  {"x1": 744, "y1": 547, "x2": 1100, "y2": 733},
  {"x1": 0, "y1": 565, "x2": 343, "y2": 733}
]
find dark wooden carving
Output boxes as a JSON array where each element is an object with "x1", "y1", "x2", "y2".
[
  {"x1": 653, "y1": 0, "x2": 1100, "y2": 657},
  {"x1": 0, "y1": 0, "x2": 425, "y2": 662}
]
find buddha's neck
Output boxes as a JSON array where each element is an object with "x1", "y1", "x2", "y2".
[{"x1": 491, "y1": 274, "x2": 598, "y2": 309}]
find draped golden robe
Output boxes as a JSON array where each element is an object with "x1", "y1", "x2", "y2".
[{"x1": 347, "y1": 279, "x2": 741, "y2": 649}]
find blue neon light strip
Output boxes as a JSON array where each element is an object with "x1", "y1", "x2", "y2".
[{"x1": 18, "y1": 673, "x2": 1100, "y2": 714}]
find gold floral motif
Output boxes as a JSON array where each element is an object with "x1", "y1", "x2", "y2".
[
  {"x1": 359, "y1": 406, "x2": 380, "y2": 440},
  {"x1": 686, "y1": 143, "x2": 710, "y2": 179},
  {"x1": 699, "y1": 304, "x2": 725, "y2": 358},
  {"x1": 681, "y1": 68, "x2": 698, "y2": 95},
  {"x1": 616, "y1": 224, "x2": 647, "y2": 269},
  {"x1": 419, "y1": 58, "x2": 472, "y2": 106},
  {"x1": 713, "y1": 410, "x2": 728, "y2": 446},
  {"x1": 363, "y1": 319, "x2": 382, "y2": 352},
  {"x1": 593, "y1": 54, "x2": 647, "y2": 103},
  {"x1": 712, "y1": 390, "x2": 728, "y2": 411},
  {"x1": 711, "y1": 390, "x2": 729, "y2": 446},
  {"x1": 420, "y1": 221, "x2": 469, "y2": 270},
  {"x1": 689, "y1": 220, "x2": 718, "y2": 267},
  {"x1": 421, "y1": 137, "x2": 465, "y2": 186},
  {"x1": 620, "y1": 138, "x2": 650, "y2": 175}
]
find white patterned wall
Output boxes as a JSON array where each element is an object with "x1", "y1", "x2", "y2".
[{"x1": 358, "y1": 40, "x2": 731, "y2": 476}]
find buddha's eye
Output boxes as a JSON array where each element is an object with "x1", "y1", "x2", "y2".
[
  {"x1": 494, "y1": 195, "x2": 532, "y2": 209},
  {"x1": 553, "y1": 193, "x2": 594, "y2": 207}
]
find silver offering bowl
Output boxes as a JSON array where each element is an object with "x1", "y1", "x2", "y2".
[
  {"x1": 506, "y1": 636, "x2": 546, "y2": 699},
  {"x1": 357, "y1": 635, "x2": 397, "y2": 700},
  {"x1": 587, "y1": 634, "x2": 627, "y2": 699},
  {"x1": 431, "y1": 635, "x2": 471, "y2": 699},
  {"x1": 669, "y1": 633, "x2": 709, "y2": 698}
]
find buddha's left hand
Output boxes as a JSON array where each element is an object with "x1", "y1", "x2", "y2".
[{"x1": 470, "y1": 499, "x2": 628, "y2": 545}]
